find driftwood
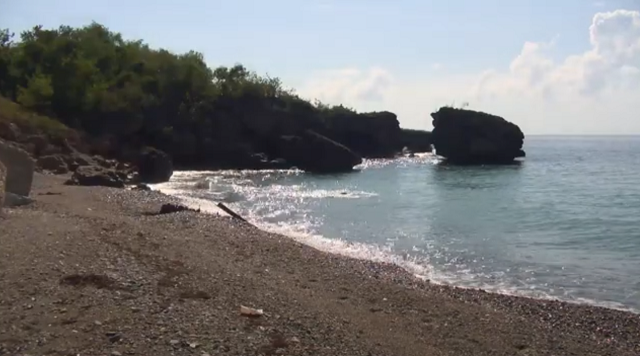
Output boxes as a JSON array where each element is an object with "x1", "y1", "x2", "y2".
[{"x1": 216, "y1": 202, "x2": 250, "y2": 224}]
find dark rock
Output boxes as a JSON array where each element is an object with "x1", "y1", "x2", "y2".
[
  {"x1": 320, "y1": 111, "x2": 402, "y2": 158},
  {"x1": 132, "y1": 183, "x2": 151, "y2": 191},
  {"x1": 0, "y1": 122, "x2": 20, "y2": 141},
  {"x1": 268, "y1": 158, "x2": 290, "y2": 169},
  {"x1": 272, "y1": 130, "x2": 362, "y2": 173},
  {"x1": 65, "y1": 166, "x2": 125, "y2": 188},
  {"x1": 159, "y1": 203, "x2": 200, "y2": 214},
  {"x1": 37, "y1": 155, "x2": 69, "y2": 174},
  {"x1": 401, "y1": 147, "x2": 415, "y2": 158},
  {"x1": 400, "y1": 129, "x2": 433, "y2": 153},
  {"x1": 430, "y1": 107, "x2": 525, "y2": 164},
  {"x1": 24, "y1": 135, "x2": 49, "y2": 156},
  {"x1": 137, "y1": 147, "x2": 173, "y2": 183}
]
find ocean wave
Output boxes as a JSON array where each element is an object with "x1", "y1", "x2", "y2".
[{"x1": 151, "y1": 169, "x2": 639, "y2": 314}]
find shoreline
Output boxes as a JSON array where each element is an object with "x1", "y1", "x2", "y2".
[
  {"x1": 1, "y1": 173, "x2": 639, "y2": 355},
  {"x1": 155, "y1": 168, "x2": 639, "y2": 315}
]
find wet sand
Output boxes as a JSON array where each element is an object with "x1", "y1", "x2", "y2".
[{"x1": 1, "y1": 174, "x2": 639, "y2": 356}]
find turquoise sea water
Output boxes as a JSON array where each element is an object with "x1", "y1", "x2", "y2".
[{"x1": 155, "y1": 136, "x2": 640, "y2": 312}]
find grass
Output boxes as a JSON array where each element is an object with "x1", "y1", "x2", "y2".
[{"x1": 0, "y1": 96, "x2": 73, "y2": 140}]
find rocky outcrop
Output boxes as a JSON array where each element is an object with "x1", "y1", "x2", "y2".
[
  {"x1": 0, "y1": 140, "x2": 35, "y2": 196},
  {"x1": 37, "y1": 155, "x2": 69, "y2": 174},
  {"x1": 320, "y1": 111, "x2": 403, "y2": 158},
  {"x1": 65, "y1": 166, "x2": 126, "y2": 188},
  {"x1": 271, "y1": 130, "x2": 362, "y2": 173},
  {"x1": 430, "y1": 107, "x2": 525, "y2": 164},
  {"x1": 137, "y1": 147, "x2": 173, "y2": 183}
]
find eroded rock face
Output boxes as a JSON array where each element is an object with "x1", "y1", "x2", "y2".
[
  {"x1": 0, "y1": 140, "x2": 35, "y2": 196},
  {"x1": 320, "y1": 111, "x2": 403, "y2": 158},
  {"x1": 272, "y1": 130, "x2": 362, "y2": 173},
  {"x1": 431, "y1": 107, "x2": 525, "y2": 164}
]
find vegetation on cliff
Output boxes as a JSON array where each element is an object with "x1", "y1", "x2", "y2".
[{"x1": 0, "y1": 23, "x2": 432, "y2": 172}]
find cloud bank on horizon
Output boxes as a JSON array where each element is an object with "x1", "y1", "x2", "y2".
[{"x1": 299, "y1": 9, "x2": 640, "y2": 135}]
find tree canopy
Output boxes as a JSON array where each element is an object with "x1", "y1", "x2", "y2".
[{"x1": 0, "y1": 23, "x2": 361, "y2": 160}]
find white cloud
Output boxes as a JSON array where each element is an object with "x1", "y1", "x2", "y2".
[
  {"x1": 298, "y1": 9, "x2": 640, "y2": 134},
  {"x1": 300, "y1": 67, "x2": 394, "y2": 105}
]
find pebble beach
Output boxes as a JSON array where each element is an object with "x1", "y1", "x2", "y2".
[{"x1": 1, "y1": 173, "x2": 639, "y2": 356}]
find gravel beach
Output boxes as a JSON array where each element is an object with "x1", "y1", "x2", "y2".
[{"x1": 1, "y1": 174, "x2": 639, "y2": 356}]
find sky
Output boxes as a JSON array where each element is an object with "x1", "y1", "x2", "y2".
[{"x1": 1, "y1": 0, "x2": 639, "y2": 134}]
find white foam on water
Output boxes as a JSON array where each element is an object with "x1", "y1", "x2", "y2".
[{"x1": 151, "y1": 169, "x2": 638, "y2": 314}]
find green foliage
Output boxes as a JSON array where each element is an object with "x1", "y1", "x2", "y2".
[
  {"x1": 1, "y1": 22, "x2": 336, "y2": 160},
  {"x1": 0, "y1": 95, "x2": 71, "y2": 139}
]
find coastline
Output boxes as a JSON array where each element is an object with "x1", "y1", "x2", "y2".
[{"x1": 1, "y1": 174, "x2": 639, "y2": 356}]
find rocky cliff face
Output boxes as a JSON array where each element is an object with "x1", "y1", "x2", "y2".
[
  {"x1": 430, "y1": 107, "x2": 525, "y2": 164},
  {"x1": 1, "y1": 95, "x2": 434, "y2": 180},
  {"x1": 320, "y1": 111, "x2": 402, "y2": 158}
]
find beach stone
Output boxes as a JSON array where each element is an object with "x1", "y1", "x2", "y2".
[
  {"x1": 0, "y1": 139, "x2": 35, "y2": 196},
  {"x1": 159, "y1": 203, "x2": 199, "y2": 214}
]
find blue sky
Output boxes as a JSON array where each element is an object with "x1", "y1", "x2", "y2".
[{"x1": 2, "y1": 0, "x2": 640, "y2": 134}]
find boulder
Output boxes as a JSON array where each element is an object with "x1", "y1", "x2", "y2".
[
  {"x1": 137, "y1": 147, "x2": 173, "y2": 183},
  {"x1": 0, "y1": 140, "x2": 35, "y2": 196},
  {"x1": 0, "y1": 161, "x2": 5, "y2": 213},
  {"x1": 430, "y1": 107, "x2": 525, "y2": 164},
  {"x1": 272, "y1": 130, "x2": 362, "y2": 173},
  {"x1": 65, "y1": 166, "x2": 125, "y2": 188},
  {"x1": 4, "y1": 192, "x2": 34, "y2": 207},
  {"x1": 0, "y1": 122, "x2": 20, "y2": 141},
  {"x1": 21, "y1": 135, "x2": 49, "y2": 157},
  {"x1": 37, "y1": 155, "x2": 69, "y2": 174}
]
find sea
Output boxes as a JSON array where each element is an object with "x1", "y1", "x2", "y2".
[{"x1": 152, "y1": 136, "x2": 640, "y2": 312}]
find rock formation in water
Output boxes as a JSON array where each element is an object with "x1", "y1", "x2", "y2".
[
  {"x1": 271, "y1": 130, "x2": 363, "y2": 173},
  {"x1": 137, "y1": 147, "x2": 174, "y2": 183},
  {"x1": 430, "y1": 107, "x2": 525, "y2": 164}
]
